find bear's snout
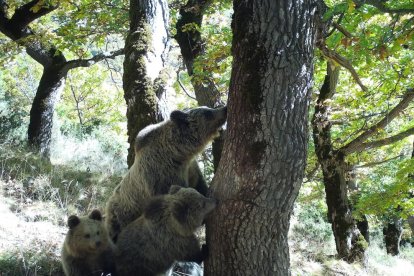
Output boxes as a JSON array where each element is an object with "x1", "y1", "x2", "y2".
[{"x1": 95, "y1": 241, "x2": 102, "y2": 247}]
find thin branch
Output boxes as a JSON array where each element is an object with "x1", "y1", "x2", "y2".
[
  {"x1": 318, "y1": 44, "x2": 368, "y2": 91},
  {"x1": 340, "y1": 89, "x2": 414, "y2": 155},
  {"x1": 176, "y1": 70, "x2": 196, "y2": 100},
  {"x1": 354, "y1": 154, "x2": 404, "y2": 169},
  {"x1": 357, "y1": 127, "x2": 414, "y2": 152},
  {"x1": 63, "y1": 48, "x2": 124, "y2": 72},
  {"x1": 333, "y1": 22, "x2": 352, "y2": 38},
  {"x1": 354, "y1": 0, "x2": 414, "y2": 15}
]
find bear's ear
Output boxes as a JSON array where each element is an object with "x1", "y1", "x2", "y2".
[
  {"x1": 170, "y1": 110, "x2": 189, "y2": 125},
  {"x1": 68, "y1": 215, "x2": 80, "y2": 229},
  {"x1": 89, "y1": 209, "x2": 102, "y2": 221},
  {"x1": 169, "y1": 185, "x2": 182, "y2": 194}
]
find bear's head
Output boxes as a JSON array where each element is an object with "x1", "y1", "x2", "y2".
[
  {"x1": 144, "y1": 186, "x2": 217, "y2": 236},
  {"x1": 170, "y1": 106, "x2": 227, "y2": 150},
  {"x1": 170, "y1": 185, "x2": 216, "y2": 235},
  {"x1": 65, "y1": 209, "x2": 109, "y2": 257}
]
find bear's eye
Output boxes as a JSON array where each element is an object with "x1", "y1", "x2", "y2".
[
  {"x1": 84, "y1": 234, "x2": 90, "y2": 239},
  {"x1": 96, "y1": 231, "x2": 100, "y2": 235}
]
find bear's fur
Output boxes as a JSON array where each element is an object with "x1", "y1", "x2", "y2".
[
  {"x1": 105, "y1": 106, "x2": 227, "y2": 241},
  {"x1": 115, "y1": 186, "x2": 217, "y2": 276},
  {"x1": 61, "y1": 210, "x2": 116, "y2": 276}
]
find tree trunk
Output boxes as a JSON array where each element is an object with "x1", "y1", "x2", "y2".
[
  {"x1": 123, "y1": 0, "x2": 169, "y2": 167},
  {"x1": 205, "y1": 1, "x2": 317, "y2": 275},
  {"x1": 357, "y1": 215, "x2": 370, "y2": 244},
  {"x1": 28, "y1": 65, "x2": 66, "y2": 158},
  {"x1": 175, "y1": 0, "x2": 224, "y2": 169},
  {"x1": 383, "y1": 219, "x2": 403, "y2": 256},
  {"x1": 312, "y1": 64, "x2": 367, "y2": 262}
]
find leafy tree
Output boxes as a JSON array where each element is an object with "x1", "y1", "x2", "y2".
[
  {"x1": 313, "y1": 0, "x2": 414, "y2": 261},
  {"x1": 205, "y1": 0, "x2": 320, "y2": 274},
  {"x1": 0, "y1": 0, "x2": 126, "y2": 158}
]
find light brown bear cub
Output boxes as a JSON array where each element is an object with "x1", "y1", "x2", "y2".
[
  {"x1": 106, "y1": 106, "x2": 227, "y2": 241},
  {"x1": 61, "y1": 209, "x2": 116, "y2": 276},
  {"x1": 115, "y1": 186, "x2": 217, "y2": 276}
]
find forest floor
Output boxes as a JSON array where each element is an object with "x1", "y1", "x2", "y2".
[{"x1": 0, "y1": 143, "x2": 413, "y2": 275}]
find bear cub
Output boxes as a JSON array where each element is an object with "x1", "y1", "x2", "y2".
[
  {"x1": 115, "y1": 186, "x2": 217, "y2": 276},
  {"x1": 106, "y1": 106, "x2": 227, "y2": 241},
  {"x1": 61, "y1": 209, "x2": 116, "y2": 276}
]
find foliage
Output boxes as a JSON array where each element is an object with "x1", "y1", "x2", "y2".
[
  {"x1": 355, "y1": 158, "x2": 414, "y2": 220},
  {"x1": 0, "y1": 0, "x2": 128, "y2": 63}
]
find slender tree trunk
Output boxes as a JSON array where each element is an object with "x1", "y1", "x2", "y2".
[
  {"x1": 312, "y1": 64, "x2": 367, "y2": 262},
  {"x1": 123, "y1": 0, "x2": 169, "y2": 167},
  {"x1": 28, "y1": 65, "x2": 67, "y2": 158},
  {"x1": 175, "y1": 0, "x2": 225, "y2": 169},
  {"x1": 205, "y1": 1, "x2": 317, "y2": 275},
  {"x1": 383, "y1": 219, "x2": 403, "y2": 255}
]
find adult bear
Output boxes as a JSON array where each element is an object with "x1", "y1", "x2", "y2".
[{"x1": 106, "y1": 106, "x2": 227, "y2": 241}]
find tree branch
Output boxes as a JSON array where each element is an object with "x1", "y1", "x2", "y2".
[
  {"x1": 340, "y1": 89, "x2": 414, "y2": 155},
  {"x1": 63, "y1": 48, "x2": 124, "y2": 72},
  {"x1": 9, "y1": 0, "x2": 58, "y2": 32},
  {"x1": 318, "y1": 44, "x2": 368, "y2": 91},
  {"x1": 357, "y1": 127, "x2": 414, "y2": 152},
  {"x1": 354, "y1": 154, "x2": 404, "y2": 169},
  {"x1": 354, "y1": 0, "x2": 414, "y2": 15}
]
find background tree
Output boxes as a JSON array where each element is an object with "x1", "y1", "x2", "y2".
[
  {"x1": 123, "y1": 0, "x2": 169, "y2": 167},
  {"x1": 205, "y1": 0, "x2": 319, "y2": 274},
  {"x1": 0, "y1": 0, "x2": 126, "y2": 158},
  {"x1": 313, "y1": 0, "x2": 414, "y2": 261}
]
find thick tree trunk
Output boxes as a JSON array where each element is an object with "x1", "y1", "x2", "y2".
[
  {"x1": 383, "y1": 219, "x2": 403, "y2": 255},
  {"x1": 205, "y1": 1, "x2": 317, "y2": 275},
  {"x1": 28, "y1": 65, "x2": 66, "y2": 158},
  {"x1": 312, "y1": 64, "x2": 367, "y2": 262},
  {"x1": 123, "y1": 0, "x2": 169, "y2": 167}
]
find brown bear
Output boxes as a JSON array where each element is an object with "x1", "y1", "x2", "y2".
[
  {"x1": 105, "y1": 106, "x2": 227, "y2": 241},
  {"x1": 61, "y1": 209, "x2": 116, "y2": 276},
  {"x1": 115, "y1": 185, "x2": 217, "y2": 276}
]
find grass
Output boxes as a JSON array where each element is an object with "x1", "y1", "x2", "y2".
[
  {"x1": 0, "y1": 138, "x2": 124, "y2": 275},
  {"x1": 1, "y1": 140, "x2": 414, "y2": 275}
]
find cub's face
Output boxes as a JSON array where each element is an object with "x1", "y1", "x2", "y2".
[
  {"x1": 170, "y1": 186, "x2": 217, "y2": 233},
  {"x1": 66, "y1": 210, "x2": 108, "y2": 254},
  {"x1": 170, "y1": 106, "x2": 227, "y2": 143}
]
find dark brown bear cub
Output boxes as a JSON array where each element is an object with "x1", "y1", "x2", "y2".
[
  {"x1": 61, "y1": 209, "x2": 116, "y2": 276},
  {"x1": 106, "y1": 106, "x2": 227, "y2": 241},
  {"x1": 115, "y1": 186, "x2": 217, "y2": 276}
]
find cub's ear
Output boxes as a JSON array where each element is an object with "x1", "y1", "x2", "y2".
[
  {"x1": 68, "y1": 215, "x2": 80, "y2": 229},
  {"x1": 170, "y1": 110, "x2": 188, "y2": 125},
  {"x1": 169, "y1": 185, "x2": 182, "y2": 194},
  {"x1": 89, "y1": 209, "x2": 102, "y2": 221}
]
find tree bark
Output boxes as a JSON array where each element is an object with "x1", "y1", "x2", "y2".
[
  {"x1": 383, "y1": 219, "x2": 403, "y2": 256},
  {"x1": 28, "y1": 64, "x2": 67, "y2": 157},
  {"x1": 175, "y1": 0, "x2": 225, "y2": 170},
  {"x1": 205, "y1": 1, "x2": 317, "y2": 275},
  {"x1": 312, "y1": 64, "x2": 367, "y2": 262},
  {"x1": 123, "y1": 0, "x2": 169, "y2": 167}
]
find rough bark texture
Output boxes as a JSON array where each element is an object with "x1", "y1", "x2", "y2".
[
  {"x1": 123, "y1": 0, "x2": 169, "y2": 167},
  {"x1": 312, "y1": 64, "x2": 367, "y2": 262},
  {"x1": 383, "y1": 219, "x2": 403, "y2": 256},
  {"x1": 205, "y1": 1, "x2": 317, "y2": 275}
]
